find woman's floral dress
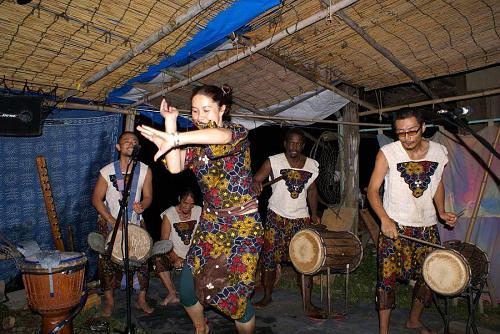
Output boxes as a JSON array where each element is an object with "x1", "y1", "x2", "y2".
[{"x1": 184, "y1": 121, "x2": 263, "y2": 319}]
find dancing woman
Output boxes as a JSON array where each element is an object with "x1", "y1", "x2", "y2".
[{"x1": 138, "y1": 84, "x2": 263, "y2": 334}]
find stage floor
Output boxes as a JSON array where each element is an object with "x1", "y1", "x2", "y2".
[{"x1": 109, "y1": 275, "x2": 447, "y2": 334}]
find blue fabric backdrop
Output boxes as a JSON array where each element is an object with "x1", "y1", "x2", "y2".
[{"x1": 0, "y1": 109, "x2": 122, "y2": 282}]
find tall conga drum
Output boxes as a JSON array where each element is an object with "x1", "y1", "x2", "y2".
[{"x1": 20, "y1": 251, "x2": 87, "y2": 334}]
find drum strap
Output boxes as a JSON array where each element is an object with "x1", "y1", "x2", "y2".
[
  {"x1": 113, "y1": 160, "x2": 141, "y2": 224},
  {"x1": 36, "y1": 251, "x2": 62, "y2": 297}
]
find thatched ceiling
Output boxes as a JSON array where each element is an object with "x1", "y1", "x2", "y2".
[{"x1": 0, "y1": 0, "x2": 499, "y2": 119}]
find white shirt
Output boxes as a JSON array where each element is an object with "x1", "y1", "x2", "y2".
[
  {"x1": 268, "y1": 153, "x2": 319, "y2": 219},
  {"x1": 100, "y1": 161, "x2": 148, "y2": 225},
  {"x1": 381, "y1": 140, "x2": 448, "y2": 227},
  {"x1": 160, "y1": 205, "x2": 201, "y2": 259}
]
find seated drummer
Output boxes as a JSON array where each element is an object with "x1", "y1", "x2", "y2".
[
  {"x1": 252, "y1": 127, "x2": 323, "y2": 318},
  {"x1": 92, "y1": 131, "x2": 154, "y2": 317},
  {"x1": 153, "y1": 187, "x2": 201, "y2": 306}
]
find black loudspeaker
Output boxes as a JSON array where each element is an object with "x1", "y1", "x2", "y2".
[{"x1": 0, "y1": 95, "x2": 44, "y2": 136}]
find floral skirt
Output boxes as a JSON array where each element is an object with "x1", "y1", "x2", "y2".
[{"x1": 185, "y1": 211, "x2": 263, "y2": 319}]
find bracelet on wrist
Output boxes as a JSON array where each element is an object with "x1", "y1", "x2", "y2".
[{"x1": 168, "y1": 132, "x2": 180, "y2": 147}]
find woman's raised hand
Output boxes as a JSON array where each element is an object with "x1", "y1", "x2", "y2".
[
  {"x1": 136, "y1": 125, "x2": 174, "y2": 161},
  {"x1": 160, "y1": 99, "x2": 178, "y2": 132}
]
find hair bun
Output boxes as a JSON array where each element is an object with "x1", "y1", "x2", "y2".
[{"x1": 221, "y1": 84, "x2": 232, "y2": 96}]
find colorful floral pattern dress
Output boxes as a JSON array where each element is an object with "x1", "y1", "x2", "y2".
[{"x1": 184, "y1": 121, "x2": 263, "y2": 319}]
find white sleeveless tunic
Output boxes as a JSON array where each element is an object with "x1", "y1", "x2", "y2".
[
  {"x1": 381, "y1": 141, "x2": 448, "y2": 227},
  {"x1": 268, "y1": 153, "x2": 319, "y2": 219},
  {"x1": 99, "y1": 161, "x2": 148, "y2": 225},
  {"x1": 160, "y1": 205, "x2": 201, "y2": 259}
]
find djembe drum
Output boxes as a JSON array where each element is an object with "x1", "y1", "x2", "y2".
[
  {"x1": 106, "y1": 224, "x2": 153, "y2": 266},
  {"x1": 422, "y1": 240, "x2": 489, "y2": 296},
  {"x1": 20, "y1": 251, "x2": 87, "y2": 334}
]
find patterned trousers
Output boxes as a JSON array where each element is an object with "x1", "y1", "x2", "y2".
[
  {"x1": 261, "y1": 209, "x2": 311, "y2": 270},
  {"x1": 376, "y1": 224, "x2": 440, "y2": 310}
]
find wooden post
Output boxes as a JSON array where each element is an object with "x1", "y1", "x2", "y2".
[
  {"x1": 341, "y1": 85, "x2": 360, "y2": 233},
  {"x1": 125, "y1": 115, "x2": 136, "y2": 132}
]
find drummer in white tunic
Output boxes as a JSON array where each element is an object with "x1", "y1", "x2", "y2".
[
  {"x1": 367, "y1": 109, "x2": 457, "y2": 334},
  {"x1": 252, "y1": 127, "x2": 323, "y2": 318},
  {"x1": 153, "y1": 187, "x2": 201, "y2": 306},
  {"x1": 92, "y1": 131, "x2": 154, "y2": 317}
]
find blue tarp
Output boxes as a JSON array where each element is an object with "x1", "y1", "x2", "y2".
[{"x1": 109, "y1": 0, "x2": 280, "y2": 104}]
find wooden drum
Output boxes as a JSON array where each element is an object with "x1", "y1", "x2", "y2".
[
  {"x1": 21, "y1": 252, "x2": 87, "y2": 334},
  {"x1": 423, "y1": 240, "x2": 489, "y2": 296},
  {"x1": 106, "y1": 224, "x2": 152, "y2": 266},
  {"x1": 289, "y1": 228, "x2": 363, "y2": 275}
]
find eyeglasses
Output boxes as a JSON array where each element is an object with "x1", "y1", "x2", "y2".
[{"x1": 395, "y1": 125, "x2": 422, "y2": 138}]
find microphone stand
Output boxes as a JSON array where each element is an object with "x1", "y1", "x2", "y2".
[{"x1": 104, "y1": 150, "x2": 139, "y2": 334}]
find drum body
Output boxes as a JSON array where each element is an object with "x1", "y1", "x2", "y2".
[
  {"x1": 106, "y1": 224, "x2": 152, "y2": 266},
  {"x1": 20, "y1": 252, "x2": 87, "y2": 334},
  {"x1": 444, "y1": 240, "x2": 489, "y2": 287},
  {"x1": 423, "y1": 240, "x2": 489, "y2": 296},
  {"x1": 289, "y1": 228, "x2": 363, "y2": 275}
]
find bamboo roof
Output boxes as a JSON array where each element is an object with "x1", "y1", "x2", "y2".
[{"x1": 0, "y1": 0, "x2": 498, "y2": 116}]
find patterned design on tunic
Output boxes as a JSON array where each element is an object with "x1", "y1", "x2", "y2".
[
  {"x1": 280, "y1": 168, "x2": 313, "y2": 199},
  {"x1": 396, "y1": 161, "x2": 438, "y2": 198},
  {"x1": 173, "y1": 220, "x2": 197, "y2": 245},
  {"x1": 261, "y1": 209, "x2": 311, "y2": 270},
  {"x1": 183, "y1": 121, "x2": 263, "y2": 319}
]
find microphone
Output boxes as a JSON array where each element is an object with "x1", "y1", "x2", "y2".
[
  {"x1": 131, "y1": 144, "x2": 141, "y2": 159},
  {"x1": 437, "y1": 106, "x2": 472, "y2": 117}
]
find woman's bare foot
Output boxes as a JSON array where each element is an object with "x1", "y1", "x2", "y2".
[
  {"x1": 194, "y1": 324, "x2": 210, "y2": 334},
  {"x1": 160, "y1": 293, "x2": 180, "y2": 306}
]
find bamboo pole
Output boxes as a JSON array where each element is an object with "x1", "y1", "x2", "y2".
[
  {"x1": 51, "y1": 101, "x2": 139, "y2": 115},
  {"x1": 52, "y1": 100, "x2": 389, "y2": 127},
  {"x1": 465, "y1": 126, "x2": 500, "y2": 242},
  {"x1": 129, "y1": 0, "x2": 359, "y2": 108},
  {"x1": 211, "y1": 111, "x2": 389, "y2": 127},
  {"x1": 359, "y1": 87, "x2": 500, "y2": 116}
]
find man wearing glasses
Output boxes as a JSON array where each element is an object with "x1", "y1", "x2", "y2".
[{"x1": 367, "y1": 109, "x2": 457, "y2": 334}]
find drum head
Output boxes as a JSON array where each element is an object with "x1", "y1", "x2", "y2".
[
  {"x1": 289, "y1": 229, "x2": 326, "y2": 275},
  {"x1": 21, "y1": 251, "x2": 87, "y2": 275},
  {"x1": 107, "y1": 224, "x2": 152, "y2": 265},
  {"x1": 423, "y1": 249, "x2": 470, "y2": 296}
]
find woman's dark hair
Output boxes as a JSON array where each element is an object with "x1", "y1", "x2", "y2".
[
  {"x1": 191, "y1": 84, "x2": 233, "y2": 115},
  {"x1": 178, "y1": 187, "x2": 197, "y2": 203},
  {"x1": 392, "y1": 109, "x2": 423, "y2": 130}
]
